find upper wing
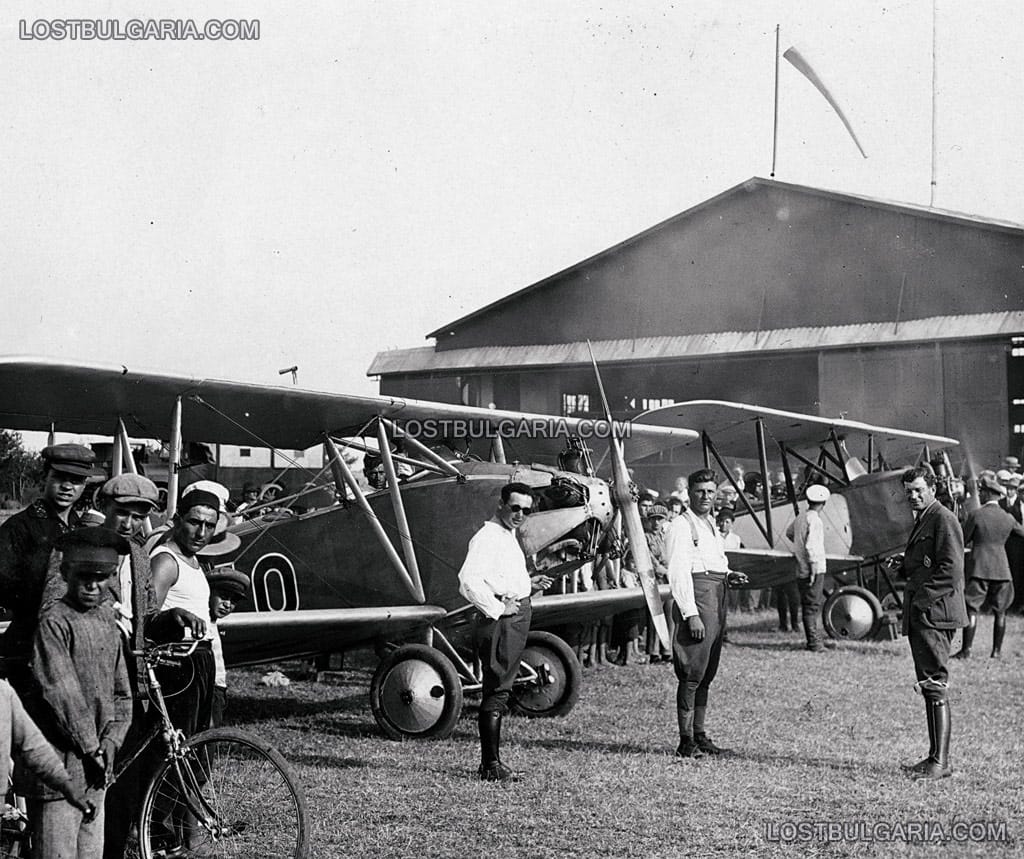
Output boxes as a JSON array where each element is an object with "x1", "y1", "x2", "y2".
[
  {"x1": 0, "y1": 356, "x2": 696, "y2": 455},
  {"x1": 630, "y1": 399, "x2": 958, "y2": 465},
  {"x1": 218, "y1": 605, "x2": 447, "y2": 667}
]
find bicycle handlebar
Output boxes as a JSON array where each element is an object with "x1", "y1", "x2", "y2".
[{"x1": 132, "y1": 640, "x2": 200, "y2": 666}]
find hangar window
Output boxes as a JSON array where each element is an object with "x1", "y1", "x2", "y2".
[
  {"x1": 239, "y1": 448, "x2": 251, "y2": 457},
  {"x1": 642, "y1": 398, "x2": 676, "y2": 411},
  {"x1": 562, "y1": 394, "x2": 590, "y2": 415}
]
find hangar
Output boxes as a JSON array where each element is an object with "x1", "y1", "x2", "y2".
[{"x1": 370, "y1": 177, "x2": 1024, "y2": 489}]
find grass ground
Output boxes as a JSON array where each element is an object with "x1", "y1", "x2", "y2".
[{"x1": 223, "y1": 611, "x2": 1023, "y2": 858}]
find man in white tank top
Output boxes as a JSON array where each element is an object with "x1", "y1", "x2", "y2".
[{"x1": 150, "y1": 488, "x2": 223, "y2": 739}]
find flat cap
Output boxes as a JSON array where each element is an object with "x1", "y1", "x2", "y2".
[
  {"x1": 57, "y1": 525, "x2": 130, "y2": 561},
  {"x1": 42, "y1": 444, "x2": 96, "y2": 477},
  {"x1": 647, "y1": 504, "x2": 669, "y2": 519},
  {"x1": 978, "y1": 473, "x2": 1007, "y2": 497},
  {"x1": 207, "y1": 567, "x2": 250, "y2": 598},
  {"x1": 100, "y1": 474, "x2": 160, "y2": 509}
]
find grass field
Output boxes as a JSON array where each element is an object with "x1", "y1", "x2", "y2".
[{"x1": 223, "y1": 611, "x2": 1023, "y2": 858}]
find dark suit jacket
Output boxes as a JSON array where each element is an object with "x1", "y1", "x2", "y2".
[
  {"x1": 901, "y1": 501, "x2": 968, "y2": 633},
  {"x1": 964, "y1": 503, "x2": 1024, "y2": 581}
]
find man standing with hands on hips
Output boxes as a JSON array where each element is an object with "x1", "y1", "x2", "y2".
[
  {"x1": 665, "y1": 468, "x2": 747, "y2": 759},
  {"x1": 897, "y1": 465, "x2": 967, "y2": 780},
  {"x1": 458, "y1": 483, "x2": 552, "y2": 782}
]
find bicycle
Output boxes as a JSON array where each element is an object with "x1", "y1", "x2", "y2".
[{"x1": 3, "y1": 641, "x2": 309, "y2": 859}]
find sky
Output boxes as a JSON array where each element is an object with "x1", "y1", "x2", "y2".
[{"x1": 2, "y1": 0, "x2": 1022, "y2": 420}]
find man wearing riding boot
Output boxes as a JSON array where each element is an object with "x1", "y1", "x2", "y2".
[
  {"x1": 664, "y1": 468, "x2": 747, "y2": 759},
  {"x1": 955, "y1": 473, "x2": 1024, "y2": 660},
  {"x1": 786, "y1": 484, "x2": 830, "y2": 652},
  {"x1": 897, "y1": 466, "x2": 967, "y2": 780},
  {"x1": 458, "y1": 483, "x2": 552, "y2": 781}
]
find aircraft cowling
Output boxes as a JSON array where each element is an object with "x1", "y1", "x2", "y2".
[
  {"x1": 518, "y1": 507, "x2": 597, "y2": 557},
  {"x1": 517, "y1": 476, "x2": 613, "y2": 556}
]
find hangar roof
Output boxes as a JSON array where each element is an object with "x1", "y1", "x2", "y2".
[
  {"x1": 370, "y1": 310, "x2": 1024, "y2": 376},
  {"x1": 423, "y1": 176, "x2": 1024, "y2": 341}
]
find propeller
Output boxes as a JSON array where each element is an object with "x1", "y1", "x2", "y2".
[{"x1": 587, "y1": 342, "x2": 670, "y2": 649}]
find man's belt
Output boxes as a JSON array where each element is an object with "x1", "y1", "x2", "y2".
[{"x1": 692, "y1": 570, "x2": 728, "y2": 583}]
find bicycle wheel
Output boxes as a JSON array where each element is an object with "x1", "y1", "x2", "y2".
[{"x1": 138, "y1": 727, "x2": 308, "y2": 859}]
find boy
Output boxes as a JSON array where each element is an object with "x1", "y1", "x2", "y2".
[
  {"x1": 207, "y1": 567, "x2": 251, "y2": 727},
  {"x1": 24, "y1": 527, "x2": 131, "y2": 859}
]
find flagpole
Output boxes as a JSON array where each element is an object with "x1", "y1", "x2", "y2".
[
  {"x1": 771, "y1": 24, "x2": 780, "y2": 177},
  {"x1": 929, "y1": 0, "x2": 938, "y2": 206}
]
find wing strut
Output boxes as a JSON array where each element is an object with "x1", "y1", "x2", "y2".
[
  {"x1": 167, "y1": 396, "x2": 183, "y2": 518},
  {"x1": 754, "y1": 419, "x2": 774, "y2": 547},
  {"x1": 703, "y1": 431, "x2": 773, "y2": 546},
  {"x1": 323, "y1": 434, "x2": 425, "y2": 604},
  {"x1": 382, "y1": 419, "x2": 464, "y2": 480},
  {"x1": 376, "y1": 421, "x2": 425, "y2": 603},
  {"x1": 117, "y1": 418, "x2": 152, "y2": 536},
  {"x1": 587, "y1": 342, "x2": 669, "y2": 649}
]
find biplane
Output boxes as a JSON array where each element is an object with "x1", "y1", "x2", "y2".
[
  {"x1": 633, "y1": 401, "x2": 961, "y2": 641},
  {"x1": 0, "y1": 357, "x2": 695, "y2": 740}
]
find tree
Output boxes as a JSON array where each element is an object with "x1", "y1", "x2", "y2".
[{"x1": 0, "y1": 430, "x2": 41, "y2": 504}]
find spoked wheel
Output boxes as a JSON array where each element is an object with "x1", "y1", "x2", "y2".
[
  {"x1": 138, "y1": 727, "x2": 308, "y2": 859},
  {"x1": 510, "y1": 631, "x2": 581, "y2": 718},
  {"x1": 370, "y1": 644, "x2": 463, "y2": 740},
  {"x1": 822, "y1": 586, "x2": 884, "y2": 641}
]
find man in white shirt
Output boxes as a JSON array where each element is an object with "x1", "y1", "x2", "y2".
[
  {"x1": 458, "y1": 482, "x2": 551, "y2": 781},
  {"x1": 665, "y1": 468, "x2": 746, "y2": 759},
  {"x1": 785, "y1": 484, "x2": 830, "y2": 652}
]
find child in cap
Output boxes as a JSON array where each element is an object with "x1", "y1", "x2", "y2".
[
  {"x1": 207, "y1": 567, "x2": 251, "y2": 728},
  {"x1": 22, "y1": 527, "x2": 131, "y2": 859}
]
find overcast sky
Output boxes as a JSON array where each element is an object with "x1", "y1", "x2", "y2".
[{"x1": 2, "y1": 0, "x2": 1022, "y2": 413}]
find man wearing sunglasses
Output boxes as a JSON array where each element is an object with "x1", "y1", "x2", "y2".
[{"x1": 458, "y1": 482, "x2": 552, "y2": 781}]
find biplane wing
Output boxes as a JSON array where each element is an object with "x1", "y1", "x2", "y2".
[
  {"x1": 218, "y1": 605, "x2": 447, "y2": 666},
  {"x1": 725, "y1": 549, "x2": 865, "y2": 590},
  {"x1": 528, "y1": 586, "x2": 665, "y2": 629},
  {"x1": 631, "y1": 401, "x2": 958, "y2": 604},
  {"x1": 629, "y1": 399, "x2": 958, "y2": 465},
  {"x1": 0, "y1": 356, "x2": 696, "y2": 456}
]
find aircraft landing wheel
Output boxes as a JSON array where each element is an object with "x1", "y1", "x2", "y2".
[
  {"x1": 822, "y1": 586, "x2": 883, "y2": 641},
  {"x1": 510, "y1": 631, "x2": 581, "y2": 718},
  {"x1": 370, "y1": 644, "x2": 463, "y2": 740}
]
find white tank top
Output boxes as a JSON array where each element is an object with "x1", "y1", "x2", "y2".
[{"x1": 151, "y1": 544, "x2": 214, "y2": 640}]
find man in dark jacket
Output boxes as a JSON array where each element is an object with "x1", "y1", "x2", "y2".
[
  {"x1": 955, "y1": 473, "x2": 1024, "y2": 659},
  {"x1": 898, "y1": 466, "x2": 968, "y2": 780},
  {"x1": 0, "y1": 444, "x2": 95, "y2": 682}
]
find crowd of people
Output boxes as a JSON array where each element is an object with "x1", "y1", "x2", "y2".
[{"x1": 0, "y1": 444, "x2": 249, "y2": 858}]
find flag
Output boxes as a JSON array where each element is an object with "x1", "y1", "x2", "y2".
[{"x1": 783, "y1": 46, "x2": 867, "y2": 158}]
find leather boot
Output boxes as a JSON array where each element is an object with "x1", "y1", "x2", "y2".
[
  {"x1": 675, "y1": 708, "x2": 704, "y2": 758},
  {"x1": 952, "y1": 612, "x2": 976, "y2": 659},
  {"x1": 478, "y1": 711, "x2": 517, "y2": 781},
  {"x1": 903, "y1": 698, "x2": 935, "y2": 773},
  {"x1": 913, "y1": 700, "x2": 952, "y2": 780},
  {"x1": 992, "y1": 613, "x2": 1006, "y2": 658}
]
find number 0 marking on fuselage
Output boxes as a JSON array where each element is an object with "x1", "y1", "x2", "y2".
[{"x1": 250, "y1": 552, "x2": 300, "y2": 612}]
